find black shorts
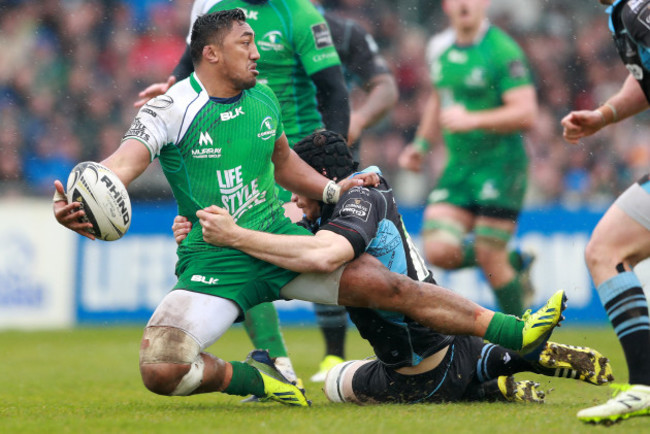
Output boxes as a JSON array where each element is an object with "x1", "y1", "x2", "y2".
[{"x1": 351, "y1": 335, "x2": 486, "y2": 404}]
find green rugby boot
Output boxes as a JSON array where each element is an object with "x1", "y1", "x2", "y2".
[
  {"x1": 244, "y1": 349, "x2": 311, "y2": 407},
  {"x1": 520, "y1": 290, "x2": 567, "y2": 357}
]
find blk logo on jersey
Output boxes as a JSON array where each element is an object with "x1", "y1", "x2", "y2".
[
  {"x1": 259, "y1": 31, "x2": 285, "y2": 52},
  {"x1": 192, "y1": 131, "x2": 222, "y2": 159},
  {"x1": 238, "y1": 8, "x2": 258, "y2": 20},
  {"x1": 191, "y1": 275, "x2": 219, "y2": 285},
  {"x1": 220, "y1": 107, "x2": 245, "y2": 121},
  {"x1": 447, "y1": 49, "x2": 468, "y2": 64}
]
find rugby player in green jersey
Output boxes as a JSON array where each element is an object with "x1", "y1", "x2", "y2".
[
  {"x1": 135, "y1": 0, "x2": 351, "y2": 385},
  {"x1": 54, "y1": 10, "x2": 564, "y2": 408},
  {"x1": 399, "y1": 0, "x2": 538, "y2": 317}
]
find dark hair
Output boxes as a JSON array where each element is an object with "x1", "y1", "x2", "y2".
[
  {"x1": 293, "y1": 131, "x2": 358, "y2": 181},
  {"x1": 190, "y1": 9, "x2": 247, "y2": 65}
]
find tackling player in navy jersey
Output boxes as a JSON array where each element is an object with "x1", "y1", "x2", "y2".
[{"x1": 187, "y1": 131, "x2": 614, "y2": 404}]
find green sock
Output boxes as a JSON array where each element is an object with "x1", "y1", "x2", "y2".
[
  {"x1": 458, "y1": 242, "x2": 476, "y2": 269},
  {"x1": 493, "y1": 277, "x2": 524, "y2": 316},
  {"x1": 484, "y1": 312, "x2": 524, "y2": 351},
  {"x1": 509, "y1": 250, "x2": 523, "y2": 271},
  {"x1": 460, "y1": 243, "x2": 522, "y2": 269},
  {"x1": 244, "y1": 302, "x2": 288, "y2": 358},
  {"x1": 223, "y1": 361, "x2": 265, "y2": 397}
]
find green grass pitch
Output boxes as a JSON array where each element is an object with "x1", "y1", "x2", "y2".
[{"x1": 0, "y1": 325, "x2": 646, "y2": 433}]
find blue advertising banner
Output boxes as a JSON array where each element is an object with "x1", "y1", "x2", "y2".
[{"x1": 75, "y1": 202, "x2": 618, "y2": 326}]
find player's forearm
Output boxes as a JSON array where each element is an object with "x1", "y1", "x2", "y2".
[
  {"x1": 312, "y1": 66, "x2": 351, "y2": 139},
  {"x1": 101, "y1": 139, "x2": 151, "y2": 188},
  {"x1": 472, "y1": 86, "x2": 538, "y2": 133},
  {"x1": 354, "y1": 74, "x2": 399, "y2": 129},
  {"x1": 230, "y1": 229, "x2": 346, "y2": 273},
  {"x1": 415, "y1": 92, "x2": 441, "y2": 145},
  {"x1": 274, "y1": 149, "x2": 329, "y2": 201},
  {"x1": 599, "y1": 74, "x2": 650, "y2": 125}
]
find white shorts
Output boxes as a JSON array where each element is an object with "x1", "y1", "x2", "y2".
[
  {"x1": 146, "y1": 289, "x2": 241, "y2": 351},
  {"x1": 615, "y1": 176, "x2": 650, "y2": 231}
]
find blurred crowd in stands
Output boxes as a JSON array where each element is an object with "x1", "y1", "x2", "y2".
[{"x1": 1, "y1": 0, "x2": 647, "y2": 209}]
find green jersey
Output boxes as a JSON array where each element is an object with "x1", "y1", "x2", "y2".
[
  {"x1": 428, "y1": 23, "x2": 532, "y2": 163},
  {"x1": 190, "y1": 0, "x2": 342, "y2": 144},
  {"x1": 124, "y1": 73, "x2": 287, "y2": 249},
  {"x1": 124, "y1": 73, "x2": 309, "y2": 309}
]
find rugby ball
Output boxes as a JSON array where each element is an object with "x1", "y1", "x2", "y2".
[{"x1": 66, "y1": 161, "x2": 131, "y2": 241}]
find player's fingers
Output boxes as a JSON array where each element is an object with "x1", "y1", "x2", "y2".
[
  {"x1": 133, "y1": 97, "x2": 149, "y2": 109},
  {"x1": 173, "y1": 214, "x2": 188, "y2": 224},
  {"x1": 562, "y1": 129, "x2": 580, "y2": 144},
  {"x1": 205, "y1": 205, "x2": 226, "y2": 214}
]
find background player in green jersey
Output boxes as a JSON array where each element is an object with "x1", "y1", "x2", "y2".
[
  {"x1": 136, "y1": 0, "x2": 351, "y2": 388},
  {"x1": 399, "y1": 0, "x2": 538, "y2": 316}
]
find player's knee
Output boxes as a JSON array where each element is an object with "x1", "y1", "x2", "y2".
[
  {"x1": 422, "y1": 218, "x2": 465, "y2": 267},
  {"x1": 584, "y1": 236, "x2": 611, "y2": 272},
  {"x1": 139, "y1": 326, "x2": 204, "y2": 396}
]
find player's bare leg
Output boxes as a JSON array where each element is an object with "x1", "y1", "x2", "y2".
[
  {"x1": 138, "y1": 291, "x2": 310, "y2": 406},
  {"x1": 337, "y1": 253, "x2": 566, "y2": 354},
  {"x1": 474, "y1": 216, "x2": 525, "y2": 316},
  {"x1": 578, "y1": 204, "x2": 650, "y2": 424},
  {"x1": 421, "y1": 203, "x2": 473, "y2": 269}
]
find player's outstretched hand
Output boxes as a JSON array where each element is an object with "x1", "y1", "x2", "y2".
[
  {"x1": 134, "y1": 75, "x2": 176, "y2": 108},
  {"x1": 52, "y1": 180, "x2": 96, "y2": 240},
  {"x1": 398, "y1": 144, "x2": 424, "y2": 172},
  {"x1": 197, "y1": 205, "x2": 239, "y2": 247},
  {"x1": 172, "y1": 215, "x2": 192, "y2": 245},
  {"x1": 561, "y1": 110, "x2": 604, "y2": 144}
]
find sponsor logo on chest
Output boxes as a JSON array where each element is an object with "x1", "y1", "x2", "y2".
[
  {"x1": 192, "y1": 131, "x2": 222, "y2": 159},
  {"x1": 217, "y1": 165, "x2": 267, "y2": 221},
  {"x1": 465, "y1": 67, "x2": 486, "y2": 87}
]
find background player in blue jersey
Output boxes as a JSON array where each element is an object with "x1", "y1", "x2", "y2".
[
  {"x1": 561, "y1": 0, "x2": 650, "y2": 424},
  {"x1": 190, "y1": 130, "x2": 613, "y2": 404}
]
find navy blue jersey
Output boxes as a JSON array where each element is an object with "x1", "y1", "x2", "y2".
[
  {"x1": 610, "y1": 0, "x2": 650, "y2": 101},
  {"x1": 315, "y1": 167, "x2": 454, "y2": 369}
]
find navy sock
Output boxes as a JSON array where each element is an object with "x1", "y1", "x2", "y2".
[{"x1": 597, "y1": 271, "x2": 650, "y2": 385}]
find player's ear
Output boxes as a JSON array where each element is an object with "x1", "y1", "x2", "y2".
[{"x1": 202, "y1": 44, "x2": 219, "y2": 63}]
